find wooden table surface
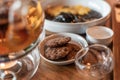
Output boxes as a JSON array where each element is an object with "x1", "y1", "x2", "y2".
[{"x1": 32, "y1": 0, "x2": 120, "y2": 80}]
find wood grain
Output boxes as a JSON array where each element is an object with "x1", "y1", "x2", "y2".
[
  {"x1": 31, "y1": 0, "x2": 118, "y2": 80},
  {"x1": 112, "y1": 2, "x2": 120, "y2": 80},
  {"x1": 31, "y1": 59, "x2": 111, "y2": 80}
]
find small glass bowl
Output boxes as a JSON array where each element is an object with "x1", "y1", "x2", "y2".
[{"x1": 75, "y1": 44, "x2": 114, "y2": 80}]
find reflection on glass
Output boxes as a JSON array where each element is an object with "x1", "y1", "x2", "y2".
[
  {"x1": 0, "y1": 0, "x2": 44, "y2": 80},
  {"x1": 75, "y1": 44, "x2": 114, "y2": 80},
  {"x1": 0, "y1": 0, "x2": 44, "y2": 55}
]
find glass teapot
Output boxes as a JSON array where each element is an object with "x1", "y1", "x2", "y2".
[{"x1": 0, "y1": 0, "x2": 44, "y2": 80}]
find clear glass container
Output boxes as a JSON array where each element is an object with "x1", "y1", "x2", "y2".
[
  {"x1": 0, "y1": 0, "x2": 45, "y2": 80},
  {"x1": 0, "y1": 46, "x2": 40, "y2": 80},
  {"x1": 0, "y1": 0, "x2": 44, "y2": 57},
  {"x1": 75, "y1": 44, "x2": 114, "y2": 80}
]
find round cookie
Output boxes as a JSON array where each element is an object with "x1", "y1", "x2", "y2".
[
  {"x1": 45, "y1": 45, "x2": 71, "y2": 60},
  {"x1": 66, "y1": 43, "x2": 81, "y2": 59},
  {"x1": 46, "y1": 37, "x2": 71, "y2": 47}
]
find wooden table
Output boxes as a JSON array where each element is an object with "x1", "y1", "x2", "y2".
[{"x1": 32, "y1": 0, "x2": 120, "y2": 80}]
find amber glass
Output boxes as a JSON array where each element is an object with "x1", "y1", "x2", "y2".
[
  {"x1": 0, "y1": 0, "x2": 44, "y2": 80},
  {"x1": 0, "y1": 0, "x2": 44, "y2": 56}
]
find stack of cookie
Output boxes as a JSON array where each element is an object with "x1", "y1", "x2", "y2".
[{"x1": 44, "y1": 37, "x2": 81, "y2": 61}]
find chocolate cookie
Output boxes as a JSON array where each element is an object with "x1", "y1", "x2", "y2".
[
  {"x1": 66, "y1": 43, "x2": 81, "y2": 59},
  {"x1": 46, "y1": 37, "x2": 71, "y2": 47},
  {"x1": 45, "y1": 45, "x2": 71, "y2": 60}
]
